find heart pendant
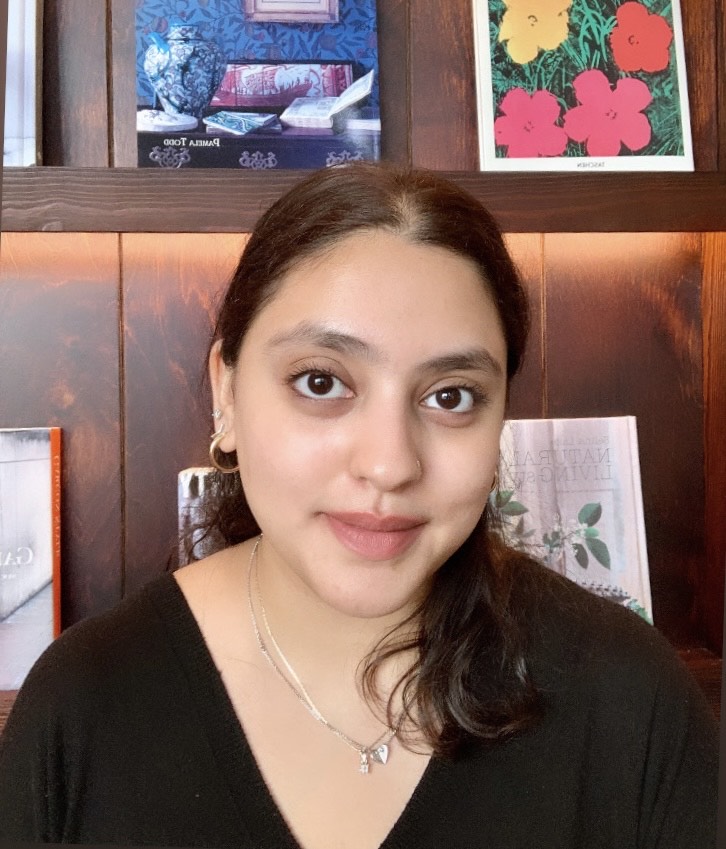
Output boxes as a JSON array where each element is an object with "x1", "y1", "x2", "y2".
[{"x1": 370, "y1": 744, "x2": 389, "y2": 765}]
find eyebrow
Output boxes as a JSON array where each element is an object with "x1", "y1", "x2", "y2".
[{"x1": 267, "y1": 321, "x2": 504, "y2": 378}]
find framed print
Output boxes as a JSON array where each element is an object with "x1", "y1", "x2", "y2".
[
  {"x1": 243, "y1": 0, "x2": 339, "y2": 23},
  {"x1": 3, "y1": 0, "x2": 42, "y2": 166},
  {"x1": 472, "y1": 0, "x2": 694, "y2": 172},
  {"x1": 135, "y1": 0, "x2": 380, "y2": 169}
]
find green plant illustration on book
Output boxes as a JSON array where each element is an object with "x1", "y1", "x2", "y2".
[
  {"x1": 491, "y1": 490, "x2": 611, "y2": 570},
  {"x1": 491, "y1": 489, "x2": 652, "y2": 623}
]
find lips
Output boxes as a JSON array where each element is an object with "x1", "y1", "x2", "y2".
[{"x1": 324, "y1": 511, "x2": 426, "y2": 560}]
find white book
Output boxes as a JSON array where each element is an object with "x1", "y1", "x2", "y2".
[
  {"x1": 496, "y1": 416, "x2": 652, "y2": 622},
  {"x1": 0, "y1": 427, "x2": 62, "y2": 688},
  {"x1": 279, "y1": 69, "x2": 375, "y2": 129}
]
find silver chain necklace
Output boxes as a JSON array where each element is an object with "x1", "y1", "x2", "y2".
[{"x1": 246, "y1": 536, "x2": 401, "y2": 774}]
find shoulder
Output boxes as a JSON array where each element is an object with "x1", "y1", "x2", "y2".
[
  {"x1": 6, "y1": 574, "x2": 187, "y2": 729},
  {"x1": 509, "y1": 556, "x2": 717, "y2": 738}
]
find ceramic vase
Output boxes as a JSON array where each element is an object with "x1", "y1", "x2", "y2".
[{"x1": 144, "y1": 24, "x2": 226, "y2": 120}]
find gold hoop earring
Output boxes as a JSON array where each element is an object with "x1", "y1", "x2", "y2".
[
  {"x1": 209, "y1": 430, "x2": 239, "y2": 474},
  {"x1": 490, "y1": 469, "x2": 499, "y2": 496}
]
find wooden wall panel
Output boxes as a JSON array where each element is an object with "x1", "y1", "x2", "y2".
[
  {"x1": 505, "y1": 234, "x2": 545, "y2": 419},
  {"x1": 543, "y1": 233, "x2": 705, "y2": 646},
  {"x1": 680, "y1": 0, "x2": 719, "y2": 170},
  {"x1": 702, "y1": 233, "x2": 726, "y2": 653},
  {"x1": 409, "y1": 0, "x2": 477, "y2": 169},
  {"x1": 0, "y1": 233, "x2": 123, "y2": 627},
  {"x1": 110, "y1": 0, "x2": 137, "y2": 167},
  {"x1": 377, "y1": 0, "x2": 409, "y2": 164},
  {"x1": 121, "y1": 234, "x2": 247, "y2": 595},
  {"x1": 42, "y1": 0, "x2": 110, "y2": 166}
]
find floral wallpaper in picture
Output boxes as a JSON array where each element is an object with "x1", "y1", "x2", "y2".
[
  {"x1": 472, "y1": 0, "x2": 693, "y2": 171},
  {"x1": 136, "y1": 0, "x2": 379, "y2": 109}
]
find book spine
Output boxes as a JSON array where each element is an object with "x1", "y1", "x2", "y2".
[
  {"x1": 50, "y1": 428, "x2": 62, "y2": 638},
  {"x1": 626, "y1": 416, "x2": 653, "y2": 619}
]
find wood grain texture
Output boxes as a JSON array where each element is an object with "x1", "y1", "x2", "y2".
[
  {"x1": 110, "y1": 0, "x2": 137, "y2": 167},
  {"x1": 702, "y1": 233, "x2": 726, "y2": 653},
  {"x1": 504, "y1": 234, "x2": 545, "y2": 419},
  {"x1": 0, "y1": 233, "x2": 123, "y2": 626},
  {"x1": 409, "y1": 0, "x2": 478, "y2": 169},
  {"x1": 121, "y1": 234, "x2": 247, "y2": 595},
  {"x1": 542, "y1": 233, "x2": 705, "y2": 647},
  {"x1": 377, "y1": 0, "x2": 409, "y2": 163},
  {"x1": 3, "y1": 168, "x2": 726, "y2": 234},
  {"x1": 680, "y1": 0, "x2": 719, "y2": 170},
  {"x1": 42, "y1": 0, "x2": 110, "y2": 166}
]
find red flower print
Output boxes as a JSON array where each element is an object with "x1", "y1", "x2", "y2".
[
  {"x1": 609, "y1": 2, "x2": 673, "y2": 73},
  {"x1": 563, "y1": 69, "x2": 652, "y2": 156},
  {"x1": 494, "y1": 88, "x2": 568, "y2": 157}
]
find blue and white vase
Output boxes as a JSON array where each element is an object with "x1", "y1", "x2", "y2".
[{"x1": 144, "y1": 23, "x2": 226, "y2": 120}]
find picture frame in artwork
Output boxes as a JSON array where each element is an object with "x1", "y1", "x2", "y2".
[{"x1": 243, "y1": 0, "x2": 339, "y2": 24}]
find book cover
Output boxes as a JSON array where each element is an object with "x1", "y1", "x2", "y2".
[
  {"x1": 0, "y1": 427, "x2": 61, "y2": 689},
  {"x1": 178, "y1": 467, "x2": 225, "y2": 567},
  {"x1": 472, "y1": 0, "x2": 693, "y2": 171},
  {"x1": 495, "y1": 416, "x2": 652, "y2": 622},
  {"x1": 135, "y1": 0, "x2": 380, "y2": 169}
]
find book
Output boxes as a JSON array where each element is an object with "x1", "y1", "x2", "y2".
[
  {"x1": 495, "y1": 416, "x2": 652, "y2": 622},
  {"x1": 178, "y1": 467, "x2": 225, "y2": 567},
  {"x1": 202, "y1": 111, "x2": 281, "y2": 136},
  {"x1": 210, "y1": 62, "x2": 354, "y2": 109},
  {"x1": 279, "y1": 69, "x2": 375, "y2": 129},
  {"x1": 472, "y1": 0, "x2": 693, "y2": 172},
  {"x1": 0, "y1": 427, "x2": 61, "y2": 689},
  {"x1": 135, "y1": 0, "x2": 381, "y2": 169}
]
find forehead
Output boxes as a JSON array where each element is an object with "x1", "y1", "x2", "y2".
[{"x1": 241, "y1": 230, "x2": 506, "y2": 363}]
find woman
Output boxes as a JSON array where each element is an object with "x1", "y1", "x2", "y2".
[{"x1": 0, "y1": 162, "x2": 718, "y2": 848}]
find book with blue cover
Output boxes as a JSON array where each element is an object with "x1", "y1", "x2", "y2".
[{"x1": 135, "y1": 0, "x2": 381, "y2": 169}]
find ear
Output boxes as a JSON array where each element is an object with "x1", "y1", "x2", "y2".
[{"x1": 208, "y1": 340, "x2": 237, "y2": 453}]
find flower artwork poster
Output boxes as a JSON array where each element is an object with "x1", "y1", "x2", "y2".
[{"x1": 472, "y1": 0, "x2": 693, "y2": 171}]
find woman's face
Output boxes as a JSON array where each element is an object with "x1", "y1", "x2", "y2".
[{"x1": 212, "y1": 230, "x2": 508, "y2": 620}]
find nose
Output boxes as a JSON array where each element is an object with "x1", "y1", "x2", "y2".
[{"x1": 348, "y1": 401, "x2": 422, "y2": 492}]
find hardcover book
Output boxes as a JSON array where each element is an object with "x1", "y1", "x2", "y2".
[
  {"x1": 495, "y1": 416, "x2": 652, "y2": 622},
  {"x1": 135, "y1": 0, "x2": 381, "y2": 169},
  {"x1": 472, "y1": 0, "x2": 693, "y2": 171},
  {"x1": 0, "y1": 427, "x2": 61, "y2": 689}
]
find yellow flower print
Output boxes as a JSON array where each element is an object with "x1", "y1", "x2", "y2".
[{"x1": 498, "y1": 0, "x2": 572, "y2": 65}]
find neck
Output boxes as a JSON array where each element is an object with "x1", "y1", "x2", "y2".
[{"x1": 247, "y1": 535, "x2": 419, "y2": 714}]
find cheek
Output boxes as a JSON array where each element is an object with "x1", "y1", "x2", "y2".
[
  {"x1": 235, "y1": 410, "x2": 342, "y2": 500},
  {"x1": 431, "y1": 436, "x2": 500, "y2": 514}
]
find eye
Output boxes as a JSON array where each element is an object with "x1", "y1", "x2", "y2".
[
  {"x1": 291, "y1": 370, "x2": 352, "y2": 400},
  {"x1": 421, "y1": 386, "x2": 479, "y2": 413}
]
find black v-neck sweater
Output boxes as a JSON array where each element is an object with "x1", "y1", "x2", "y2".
[{"x1": 0, "y1": 563, "x2": 718, "y2": 848}]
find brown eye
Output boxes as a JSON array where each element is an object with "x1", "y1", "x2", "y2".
[
  {"x1": 422, "y1": 386, "x2": 479, "y2": 413},
  {"x1": 292, "y1": 370, "x2": 351, "y2": 400},
  {"x1": 307, "y1": 373, "x2": 334, "y2": 395},
  {"x1": 436, "y1": 388, "x2": 463, "y2": 410}
]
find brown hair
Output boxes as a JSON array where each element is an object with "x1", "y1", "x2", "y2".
[{"x1": 195, "y1": 161, "x2": 542, "y2": 756}]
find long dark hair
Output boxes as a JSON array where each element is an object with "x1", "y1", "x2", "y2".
[{"x1": 194, "y1": 161, "x2": 542, "y2": 756}]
